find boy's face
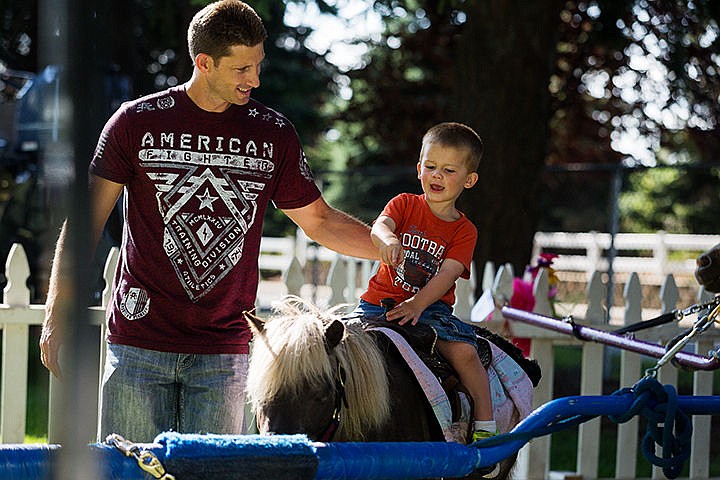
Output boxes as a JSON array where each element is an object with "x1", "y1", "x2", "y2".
[{"x1": 417, "y1": 142, "x2": 478, "y2": 203}]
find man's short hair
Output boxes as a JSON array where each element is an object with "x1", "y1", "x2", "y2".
[
  {"x1": 188, "y1": 0, "x2": 268, "y2": 62},
  {"x1": 422, "y1": 122, "x2": 484, "y2": 171}
]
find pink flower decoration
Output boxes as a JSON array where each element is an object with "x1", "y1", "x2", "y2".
[{"x1": 510, "y1": 278, "x2": 536, "y2": 312}]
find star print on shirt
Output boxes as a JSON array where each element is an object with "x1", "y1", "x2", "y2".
[
  {"x1": 196, "y1": 188, "x2": 219, "y2": 211},
  {"x1": 248, "y1": 108, "x2": 258, "y2": 117}
]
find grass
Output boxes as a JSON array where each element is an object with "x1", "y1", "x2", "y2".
[
  {"x1": 26, "y1": 326, "x2": 50, "y2": 440},
  {"x1": 24, "y1": 434, "x2": 48, "y2": 444}
]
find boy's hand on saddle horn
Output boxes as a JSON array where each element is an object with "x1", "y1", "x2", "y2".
[
  {"x1": 695, "y1": 243, "x2": 720, "y2": 293},
  {"x1": 386, "y1": 298, "x2": 422, "y2": 326}
]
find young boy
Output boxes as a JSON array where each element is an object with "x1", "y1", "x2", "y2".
[{"x1": 355, "y1": 122, "x2": 496, "y2": 442}]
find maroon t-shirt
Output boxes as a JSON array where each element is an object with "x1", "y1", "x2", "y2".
[{"x1": 90, "y1": 86, "x2": 321, "y2": 354}]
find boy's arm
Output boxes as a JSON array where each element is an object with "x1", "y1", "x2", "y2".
[
  {"x1": 386, "y1": 258, "x2": 466, "y2": 325},
  {"x1": 371, "y1": 215, "x2": 404, "y2": 267}
]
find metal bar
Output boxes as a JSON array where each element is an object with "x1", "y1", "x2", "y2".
[{"x1": 502, "y1": 306, "x2": 720, "y2": 370}]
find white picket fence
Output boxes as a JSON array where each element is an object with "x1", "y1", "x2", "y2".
[
  {"x1": 532, "y1": 231, "x2": 720, "y2": 286},
  {"x1": 2, "y1": 236, "x2": 720, "y2": 479}
]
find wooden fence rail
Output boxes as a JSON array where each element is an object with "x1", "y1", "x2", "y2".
[
  {"x1": 532, "y1": 231, "x2": 720, "y2": 283},
  {"x1": 1, "y1": 239, "x2": 719, "y2": 479}
]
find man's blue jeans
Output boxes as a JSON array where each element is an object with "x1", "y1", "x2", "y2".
[{"x1": 98, "y1": 343, "x2": 248, "y2": 443}]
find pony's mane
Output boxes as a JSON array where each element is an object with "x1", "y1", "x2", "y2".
[{"x1": 246, "y1": 296, "x2": 390, "y2": 439}]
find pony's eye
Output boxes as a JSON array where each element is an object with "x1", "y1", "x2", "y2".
[{"x1": 313, "y1": 392, "x2": 331, "y2": 404}]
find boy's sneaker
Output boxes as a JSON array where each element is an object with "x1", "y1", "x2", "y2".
[
  {"x1": 472, "y1": 429, "x2": 495, "y2": 442},
  {"x1": 472, "y1": 429, "x2": 499, "y2": 478}
]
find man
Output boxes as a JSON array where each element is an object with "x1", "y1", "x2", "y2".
[{"x1": 40, "y1": 0, "x2": 377, "y2": 442}]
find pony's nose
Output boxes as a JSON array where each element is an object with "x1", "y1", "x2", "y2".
[
  {"x1": 695, "y1": 245, "x2": 720, "y2": 293},
  {"x1": 698, "y1": 254, "x2": 711, "y2": 268}
]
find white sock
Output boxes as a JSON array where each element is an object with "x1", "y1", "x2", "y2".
[{"x1": 474, "y1": 420, "x2": 496, "y2": 433}]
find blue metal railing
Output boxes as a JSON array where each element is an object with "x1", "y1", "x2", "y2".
[{"x1": 2, "y1": 387, "x2": 719, "y2": 480}]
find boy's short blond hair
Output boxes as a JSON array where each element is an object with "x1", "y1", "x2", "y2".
[{"x1": 421, "y1": 122, "x2": 484, "y2": 172}]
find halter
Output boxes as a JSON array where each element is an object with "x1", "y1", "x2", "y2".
[{"x1": 315, "y1": 358, "x2": 348, "y2": 442}]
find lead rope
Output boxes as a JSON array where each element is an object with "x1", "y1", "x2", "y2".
[
  {"x1": 105, "y1": 433, "x2": 175, "y2": 480},
  {"x1": 611, "y1": 296, "x2": 720, "y2": 335},
  {"x1": 608, "y1": 378, "x2": 692, "y2": 479},
  {"x1": 644, "y1": 302, "x2": 720, "y2": 379}
]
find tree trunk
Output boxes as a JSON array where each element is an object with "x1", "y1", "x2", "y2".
[{"x1": 452, "y1": 2, "x2": 564, "y2": 280}]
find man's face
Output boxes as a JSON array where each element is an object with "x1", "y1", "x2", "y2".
[{"x1": 206, "y1": 43, "x2": 265, "y2": 106}]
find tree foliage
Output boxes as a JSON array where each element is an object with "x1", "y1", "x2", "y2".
[
  {"x1": 2, "y1": 0, "x2": 720, "y2": 274},
  {"x1": 332, "y1": 0, "x2": 720, "y2": 273},
  {"x1": 621, "y1": 166, "x2": 720, "y2": 233},
  {"x1": 544, "y1": 0, "x2": 720, "y2": 235},
  {"x1": 0, "y1": 0, "x2": 340, "y2": 236}
]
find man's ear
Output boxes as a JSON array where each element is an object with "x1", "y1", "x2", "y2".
[
  {"x1": 195, "y1": 53, "x2": 213, "y2": 73},
  {"x1": 464, "y1": 172, "x2": 479, "y2": 188}
]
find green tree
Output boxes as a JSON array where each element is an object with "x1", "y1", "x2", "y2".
[
  {"x1": 0, "y1": 0, "x2": 340, "y2": 237},
  {"x1": 621, "y1": 166, "x2": 720, "y2": 233},
  {"x1": 333, "y1": 0, "x2": 720, "y2": 276}
]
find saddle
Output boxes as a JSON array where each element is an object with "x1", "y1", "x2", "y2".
[{"x1": 359, "y1": 318, "x2": 542, "y2": 423}]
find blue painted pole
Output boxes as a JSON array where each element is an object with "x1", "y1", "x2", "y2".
[
  {"x1": 3, "y1": 394, "x2": 720, "y2": 479},
  {"x1": 313, "y1": 441, "x2": 480, "y2": 479}
]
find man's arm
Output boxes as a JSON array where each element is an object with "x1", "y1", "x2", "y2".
[
  {"x1": 282, "y1": 196, "x2": 379, "y2": 260},
  {"x1": 40, "y1": 175, "x2": 124, "y2": 377}
]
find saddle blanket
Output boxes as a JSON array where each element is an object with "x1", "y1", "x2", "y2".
[{"x1": 372, "y1": 327, "x2": 533, "y2": 443}]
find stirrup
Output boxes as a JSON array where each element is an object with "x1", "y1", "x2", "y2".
[{"x1": 476, "y1": 462, "x2": 500, "y2": 478}]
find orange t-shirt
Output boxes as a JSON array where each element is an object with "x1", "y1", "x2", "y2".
[{"x1": 361, "y1": 193, "x2": 477, "y2": 307}]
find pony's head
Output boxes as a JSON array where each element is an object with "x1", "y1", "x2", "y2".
[{"x1": 246, "y1": 296, "x2": 390, "y2": 441}]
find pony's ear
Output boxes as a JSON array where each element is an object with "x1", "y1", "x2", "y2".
[
  {"x1": 244, "y1": 311, "x2": 265, "y2": 335},
  {"x1": 324, "y1": 319, "x2": 345, "y2": 351}
]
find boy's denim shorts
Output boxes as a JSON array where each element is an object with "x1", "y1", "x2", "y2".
[{"x1": 354, "y1": 299, "x2": 478, "y2": 346}]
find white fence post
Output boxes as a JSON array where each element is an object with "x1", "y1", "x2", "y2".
[
  {"x1": 2, "y1": 235, "x2": 719, "y2": 480},
  {"x1": 491, "y1": 264, "x2": 514, "y2": 323},
  {"x1": 615, "y1": 272, "x2": 642, "y2": 478},
  {"x1": 283, "y1": 257, "x2": 304, "y2": 297},
  {"x1": 532, "y1": 269, "x2": 552, "y2": 316},
  {"x1": 577, "y1": 271, "x2": 606, "y2": 479},
  {"x1": 513, "y1": 262, "x2": 554, "y2": 480},
  {"x1": 327, "y1": 256, "x2": 349, "y2": 307},
  {"x1": 1, "y1": 244, "x2": 31, "y2": 443},
  {"x1": 454, "y1": 261, "x2": 476, "y2": 321},
  {"x1": 652, "y1": 276, "x2": 680, "y2": 480},
  {"x1": 95, "y1": 247, "x2": 119, "y2": 439},
  {"x1": 690, "y1": 288, "x2": 715, "y2": 480}
]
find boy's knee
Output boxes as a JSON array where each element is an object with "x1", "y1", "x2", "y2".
[{"x1": 442, "y1": 341, "x2": 477, "y2": 361}]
